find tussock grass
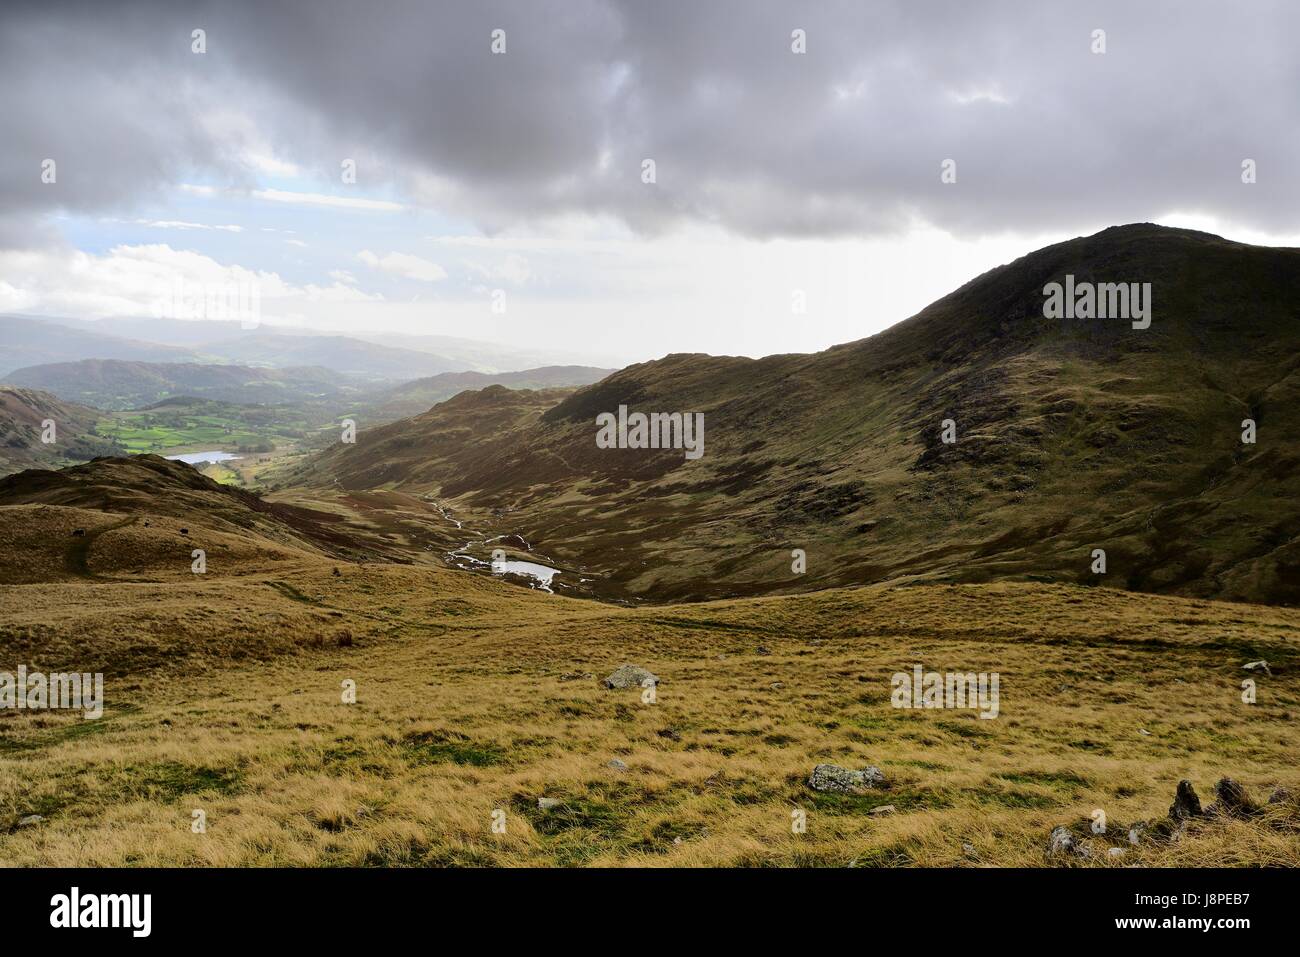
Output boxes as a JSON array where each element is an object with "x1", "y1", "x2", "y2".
[{"x1": 2, "y1": 563, "x2": 1297, "y2": 866}]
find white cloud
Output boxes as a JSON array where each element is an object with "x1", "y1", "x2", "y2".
[
  {"x1": 357, "y1": 249, "x2": 447, "y2": 282},
  {"x1": 253, "y1": 188, "x2": 403, "y2": 212},
  {"x1": 0, "y1": 243, "x2": 381, "y2": 321},
  {"x1": 462, "y1": 253, "x2": 533, "y2": 286},
  {"x1": 131, "y1": 219, "x2": 244, "y2": 233}
]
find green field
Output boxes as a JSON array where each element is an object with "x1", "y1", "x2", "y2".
[{"x1": 97, "y1": 399, "x2": 319, "y2": 455}]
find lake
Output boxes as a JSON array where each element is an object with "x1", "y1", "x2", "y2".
[
  {"x1": 492, "y1": 559, "x2": 561, "y2": 591},
  {"x1": 164, "y1": 451, "x2": 241, "y2": 465}
]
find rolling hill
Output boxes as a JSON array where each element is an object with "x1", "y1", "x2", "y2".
[
  {"x1": 285, "y1": 224, "x2": 1300, "y2": 605},
  {"x1": 0, "y1": 315, "x2": 198, "y2": 377},
  {"x1": 0, "y1": 386, "x2": 122, "y2": 475},
  {"x1": 198, "y1": 331, "x2": 465, "y2": 380},
  {"x1": 4, "y1": 359, "x2": 369, "y2": 410},
  {"x1": 367, "y1": 366, "x2": 616, "y2": 421}
]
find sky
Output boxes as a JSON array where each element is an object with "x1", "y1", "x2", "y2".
[{"x1": 2, "y1": 0, "x2": 1298, "y2": 366}]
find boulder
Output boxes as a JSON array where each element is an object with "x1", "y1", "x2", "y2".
[
  {"x1": 537, "y1": 797, "x2": 562, "y2": 811},
  {"x1": 602, "y1": 664, "x2": 659, "y2": 689},
  {"x1": 1048, "y1": 825, "x2": 1075, "y2": 855},
  {"x1": 16, "y1": 814, "x2": 44, "y2": 828},
  {"x1": 807, "y1": 763, "x2": 886, "y2": 794}
]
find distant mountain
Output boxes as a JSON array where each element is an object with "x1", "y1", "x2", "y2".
[
  {"x1": 368, "y1": 366, "x2": 616, "y2": 421},
  {"x1": 0, "y1": 315, "x2": 199, "y2": 377},
  {"x1": 34, "y1": 315, "x2": 257, "y2": 348},
  {"x1": 4, "y1": 359, "x2": 369, "y2": 410},
  {"x1": 0, "y1": 386, "x2": 122, "y2": 475},
  {"x1": 363, "y1": 331, "x2": 626, "y2": 374},
  {"x1": 289, "y1": 224, "x2": 1300, "y2": 605},
  {"x1": 196, "y1": 331, "x2": 467, "y2": 380},
  {"x1": 8, "y1": 315, "x2": 623, "y2": 380}
]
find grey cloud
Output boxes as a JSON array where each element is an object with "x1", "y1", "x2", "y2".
[{"x1": 2, "y1": 0, "x2": 1298, "y2": 246}]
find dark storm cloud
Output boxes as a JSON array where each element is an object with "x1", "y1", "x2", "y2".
[{"x1": 2, "y1": 0, "x2": 1298, "y2": 246}]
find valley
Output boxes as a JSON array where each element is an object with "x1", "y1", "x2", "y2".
[
  {"x1": 2, "y1": 224, "x2": 1298, "y2": 868},
  {"x1": 0, "y1": 467, "x2": 1296, "y2": 866}
]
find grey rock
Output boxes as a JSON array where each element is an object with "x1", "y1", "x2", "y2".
[
  {"x1": 1128, "y1": 823, "x2": 1145, "y2": 846},
  {"x1": 607, "y1": 759, "x2": 628, "y2": 771},
  {"x1": 1242, "y1": 660, "x2": 1271, "y2": 675},
  {"x1": 17, "y1": 814, "x2": 44, "y2": 828},
  {"x1": 1108, "y1": 847, "x2": 1126, "y2": 859},
  {"x1": 1169, "y1": 780, "x2": 1203, "y2": 820},
  {"x1": 537, "y1": 797, "x2": 562, "y2": 811},
  {"x1": 869, "y1": 804, "x2": 896, "y2": 816},
  {"x1": 807, "y1": 763, "x2": 886, "y2": 794},
  {"x1": 1048, "y1": 825, "x2": 1075, "y2": 855},
  {"x1": 602, "y1": 664, "x2": 659, "y2": 689}
]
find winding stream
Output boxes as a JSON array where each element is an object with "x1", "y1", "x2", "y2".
[{"x1": 436, "y1": 510, "x2": 564, "y2": 593}]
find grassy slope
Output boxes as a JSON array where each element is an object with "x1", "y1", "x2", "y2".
[
  {"x1": 1, "y1": 571, "x2": 1297, "y2": 866},
  {"x1": 1, "y1": 473, "x2": 1298, "y2": 866},
  {"x1": 0, "y1": 386, "x2": 123, "y2": 475}
]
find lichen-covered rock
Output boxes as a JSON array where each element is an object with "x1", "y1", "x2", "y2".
[
  {"x1": 807, "y1": 763, "x2": 886, "y2": 794},
  {"x1": 602, "y1": 664, "x2": 659, "y2": 689},
  {"x1": 1048, "y1": 825, "x2": 1075, "y2": 855}
]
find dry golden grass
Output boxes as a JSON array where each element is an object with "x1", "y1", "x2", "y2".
[{"x1": 2, "y1": 544, "x2": 1298, "y2": 866}]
